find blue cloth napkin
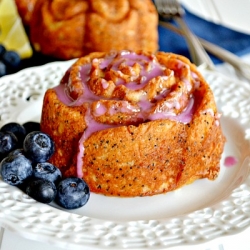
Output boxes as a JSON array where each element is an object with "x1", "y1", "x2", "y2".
[{"x1": 158, "y1": 8, "x2": 250, "y2": 64}]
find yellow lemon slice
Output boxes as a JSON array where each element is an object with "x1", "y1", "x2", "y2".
[{"x1": 0, "y1": 0, "x2": 33, "y2": 59}]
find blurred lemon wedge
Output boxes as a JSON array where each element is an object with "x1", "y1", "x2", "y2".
[{"x1": 0, "y1": 0, "x2": 33, "y2": 59}]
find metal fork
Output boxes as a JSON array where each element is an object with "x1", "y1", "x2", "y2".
[
  {"x1": 159, "y1": 20, "x2": 250, "y2": 82},
  {"x1": 155, "y1": 0, "x2": 215, "y2": 69}
]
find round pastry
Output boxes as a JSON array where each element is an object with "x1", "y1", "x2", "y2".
[
  {"x1": 14, "y1": 0, "x2": 37, "y2": 26},
  {"x1": 29, "y1": 0, "x2": 158, "y2": 60},
  {"x1": 40, "y1": 50, "x2": 226, "y2": 197}
]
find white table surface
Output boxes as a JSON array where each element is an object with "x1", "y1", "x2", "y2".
[{"x1": 1, "y1": 0, "x2": 250, "y2": 249}]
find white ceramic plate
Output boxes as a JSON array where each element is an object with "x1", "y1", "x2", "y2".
[{"x1": 0, "y1": 61, "x2": 250, "y2": 250}]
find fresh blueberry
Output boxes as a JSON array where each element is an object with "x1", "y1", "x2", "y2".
[
  {"x1": 26, "y1": 179, "x2": 57, "y2": 204},
  {"x1": 0, "y1": 44, "x2": 6, "y2": 57},
  {"x1": 0, "y1": 61, "x2": 6, "y2": 77},
  {"x1": 55, "y1": 177, "x2": 90, "y2": 209},
  {"x1": 22, "y1": 121, "x2": 40, "y2": 134},
  {"x1": 2, "y1": 50, "x2": 21, "y2": 69},
  {"x1": 0, "y1": 131, "x2": 18, "y2": 157},
  {"x1": 23, "y1": 131, "x2": 55, "y2": 163},
  {"x1": 33, "y1": 162, "x2": 62, "y2": 186},
  {"x1": 7, "y1": 148, "x2": 25, "y2": 157},
  {"x1": 1, "y1": 122, "x2": 26, "y2": 146},
  {"x1": 0, "y1": 154, "x2": 33, "y2": 186}
]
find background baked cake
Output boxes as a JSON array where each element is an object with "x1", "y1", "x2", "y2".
[
  {"x1": 15, "y1": 0, "x2": 159, "y2": 59},
  {"x1": 14, "y1": 0, "x2": 37, "y2": 26}
]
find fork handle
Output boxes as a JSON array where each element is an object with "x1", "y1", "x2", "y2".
[
  {"x1": 175, "y1": 16, "x2": 215, "y2": 69},
  {"x1": 159, "y1": 20, "x2": 250, "y2": 81},
  {"x1": 198, "y1": 38, "x2": 249, "y2": 71}
]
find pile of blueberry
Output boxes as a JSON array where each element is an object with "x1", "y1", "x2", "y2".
[
  {"x1": 0, "y1": 122, "x2": 90, "y2": 209},
  {"x1": 0, "y1": 44, "x2": 21, "y2": 77}
]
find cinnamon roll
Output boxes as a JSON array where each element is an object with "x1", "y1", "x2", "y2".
[
  {"x1": 29, "y1": 0, "x2": 158, "y2": 59},
  {"x1": 40, "y1": 50, "x2": 226, "y2": 197}
]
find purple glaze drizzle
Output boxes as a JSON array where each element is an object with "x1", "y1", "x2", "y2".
[
  {"x1": 224, "y1": 156, "x2": 238, "y2": 167},
  {"x1": 77, "y1": 108, "x2": 115, "y2": 178}
]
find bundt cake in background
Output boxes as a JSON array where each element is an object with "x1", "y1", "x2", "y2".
[
  {"x1": 14, "y1": 0, "x2": 37, "y2": 26},
  {"x1": 15, "y1": 0, "x2": 159, "y2": 60}
]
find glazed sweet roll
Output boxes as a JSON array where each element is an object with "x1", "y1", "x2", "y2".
[{"x1": 40, "y1": 51, "x2": 226, "y2": 197}]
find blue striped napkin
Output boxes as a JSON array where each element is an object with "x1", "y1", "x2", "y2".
[{"x1": 158, "y1": 8, "x2": 250, "y2": 64}]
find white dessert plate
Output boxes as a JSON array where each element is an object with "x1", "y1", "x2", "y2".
[{"x1": 0, "y1": 61, "x2": 250, "y2": 250}]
